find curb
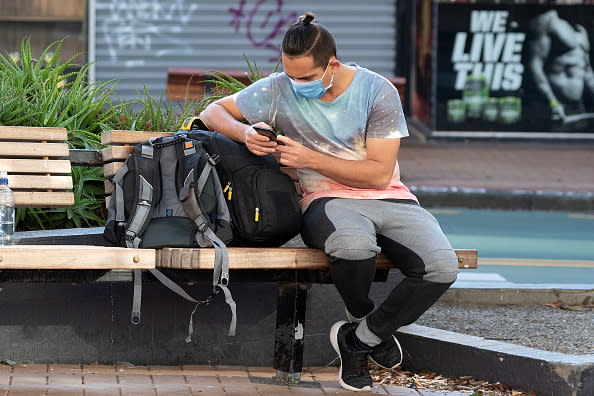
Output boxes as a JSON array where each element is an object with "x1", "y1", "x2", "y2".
[
  {"x1": 409, "y1": 186, "x2": 594, "y2": 212},
  {"x1": 440, "y1": 288, "x2": 594, "y2": 306},
  {"x1": 397, "y1": 324, "x2": 594, "y2": 396}
]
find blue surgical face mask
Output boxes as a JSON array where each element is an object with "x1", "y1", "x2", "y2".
[{"x1": 290, "y1": 62, "x2": 334, "y2": 99}]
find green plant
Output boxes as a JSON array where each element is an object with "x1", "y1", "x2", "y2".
[
  {"x1": 2, "y1": 41, "x2": 275, "y2": 230},
  {"x1": 1, "y1": 38, "x2": 117, "y2": 230},
  {"x1": 199, "y1": 54, "x2": 281, "y2": 108},
  {"x1": 0, "y1": 38, "x2": 118, "y2": 142},
  {"x1": 111, "y1": 86, "x2": 201, "y2": 132},
  {"x1": 16, "y1": 166, "x2": 106, "y2": 230}
]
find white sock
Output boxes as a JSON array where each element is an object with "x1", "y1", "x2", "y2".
[{"x1": 355, "y1": 318, "x2": 382, "y2": 347}]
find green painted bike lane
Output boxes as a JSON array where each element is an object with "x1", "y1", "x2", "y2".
[{"x1": 430, "y1": 209, "x2": 594, "y2": 287}]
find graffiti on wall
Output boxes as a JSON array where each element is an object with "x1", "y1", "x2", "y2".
[
  {"x1": 100, "y1": 0, "x2": 200, "y2": 66},
  {"x1": 99, "y1": 0, "x2": 297, "y2": 67},
  {"x1": 229, "y1": 0, "x2": 297, "y2": 62}
]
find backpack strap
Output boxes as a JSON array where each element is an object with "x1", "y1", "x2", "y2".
[
  {"x1": 124, "y1": 140, "x2": 161, "y2": 248},
  {"x1": 131, "y1": 269, "x2": 143, "y2": 324},
  {"x1": 177, "y1": 150, "x2": 237, "y2": 336},
  {"x1": 112, "y1": 163, "x2": 128, "y2": 222},
  {"x1": 148, "y1": 268, "x2": 236, "y2": 339},
  {"x1": 179, "y1": 139, "x2": 237, "y2": 336}
]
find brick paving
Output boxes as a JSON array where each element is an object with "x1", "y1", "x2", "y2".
[{"x1": 0, "y1": 363, "x2": 448, "y2": 395}]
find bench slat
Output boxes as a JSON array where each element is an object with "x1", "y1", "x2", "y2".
[
  {"x1": 101, "y1": 130, "x2": 173, "y2": 145},
  {"x1": 0, "y1": 126, "x2": 68, "y2": 141},
  {"x1": 103, "y1": 162, "x2": 123, "y2": 178},
  {"x1": 9, "y1": 175, "x2": 73, "y2": 190},
  {"x1": 0, "y1": 245, "x2": 155, "y2": 269},
  {"x1": 0, "y1": 127, "x2": 74, "y2": 208},
  {"x1": 0, "y1": 142, "x2": 69, "y2": 157},
  {"x1": 157, "y1": 248, "x2": 478, "y2": 270},
  {"x1": 101, "y1": 146, "x2": 134, "y2": 162},
  {"x1": 14, "y1": 191, "x2": 75, "y2": 207},
  {"x1": 104, "y1": 179, "x2": 114, "y2": 194},
  {"x1": 0, "y1": 159, "x2": 71, "y2": 174}
]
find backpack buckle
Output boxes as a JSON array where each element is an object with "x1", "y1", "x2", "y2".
[
  {"x1": 125, "y1": 229, "x2": 137, "y2": 240},
  {"x1": 197, "y1": 220, "x2": 209, "y2": 233},
  {"x1": 208, "y1": 154, "x2": 220, "y2": 166}
]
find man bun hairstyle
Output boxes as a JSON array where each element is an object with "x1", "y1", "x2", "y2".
[{"x1": 282, "y1": 11, "x2": 337, "y2": 69}]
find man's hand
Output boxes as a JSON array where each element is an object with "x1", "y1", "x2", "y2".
[
  {"x1": 275, "y1": 135, "x2": 318, "y2": 168},
  {"x1": 244, "y1": 123, "x2": 278, "y2": 156}
]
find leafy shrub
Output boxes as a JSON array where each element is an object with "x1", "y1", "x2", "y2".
[
  {"x1": 1, "y1": 39, "x2": 271, "y2": 230},
  {"x1": 110, "y1": 86, "x2": 200, "y2": 132}
]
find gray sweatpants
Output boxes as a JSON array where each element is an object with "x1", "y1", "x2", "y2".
[{"x1": 301, "y1": 198, "x2": 458, "y2": 343}]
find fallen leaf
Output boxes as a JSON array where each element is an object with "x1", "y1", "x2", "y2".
[
  {"x1": 561, "y1": 305, "x2": 584, "y2": 311},
  {"x1": 545, "y1": 299, "x2": 566, "y2": 308}
]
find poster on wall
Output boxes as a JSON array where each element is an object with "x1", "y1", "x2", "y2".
[{"x1": 434, "y1": 2, "x2": 594, "y2": 138}]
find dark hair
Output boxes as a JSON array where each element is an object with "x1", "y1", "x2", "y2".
[{"x1": 281, "y1": 12, "x2": 336, "y2": 68}]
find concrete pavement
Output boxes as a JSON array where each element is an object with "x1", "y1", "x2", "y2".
[{"x1": 399, "y1": 120, "x2": 594, "y2": 211}]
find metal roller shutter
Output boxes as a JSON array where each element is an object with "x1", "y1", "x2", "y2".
[{"x1": 91, "y1": 0, "x2": 397, "y2": 100}]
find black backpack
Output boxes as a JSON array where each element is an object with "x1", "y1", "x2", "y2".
[
  {"x1": 104, "y1": 134, "x2": 236, "y2": 338},
  {"x1": 177, "y1": 119, "x2": 303, "y2": 247}
]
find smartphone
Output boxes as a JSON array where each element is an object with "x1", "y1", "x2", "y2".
[
  {"x1": 253, "y1": 126, "x2": 277, "y2": 140},
  {"x1": 253, "y1": 126, "x2": 285, "y2": 145}
]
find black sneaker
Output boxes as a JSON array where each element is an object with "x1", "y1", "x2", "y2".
[
  {"x1": 369, "y1": 335, "x2": 403, "y2": 369},
  {"x1": 330, "y1": 321, "x2": 373, "y2": 392}
]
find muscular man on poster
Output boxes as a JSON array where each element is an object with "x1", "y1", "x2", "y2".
[{"x1": 527, "y1": 9, "x2": 594, "y2": 125}]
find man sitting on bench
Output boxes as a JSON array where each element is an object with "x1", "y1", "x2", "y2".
[{"x1": 200, "y1": 11, "x2": 459, "y2": 392}]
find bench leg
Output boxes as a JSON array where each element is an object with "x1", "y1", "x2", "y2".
[{"x1": 273, "y1": 281, "x2": 308, "y2": 384}]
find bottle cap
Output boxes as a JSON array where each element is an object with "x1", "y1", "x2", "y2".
[{"x1": 0, "y1": 171, "x2": 7, "y2": 185}]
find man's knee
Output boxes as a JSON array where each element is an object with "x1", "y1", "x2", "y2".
[
  {"x1": 324, "y1": 229, "x2": 380, "y2": 261},
  {"x1": 422, "y1": 249, "x2": 459, "y2": 283}
]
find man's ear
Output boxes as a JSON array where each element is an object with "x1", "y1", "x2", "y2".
[{"x1": 328, "y1": 58, "x2": 339, "y2": 73}]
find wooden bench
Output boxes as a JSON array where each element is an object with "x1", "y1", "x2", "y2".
[
  {"x1": 165, "y1": 67, "x2": 408, "y2": 106},
  {"x1": 0, "y1": 126, "x2": 74, "y2": 208},
  {"x1": 0, "y1": 126, "x2": 477, "y2": 384},
  {"x1": 101, "y1": 129, "x2": 477, "y2": 382},
  {"x1": 0, "y1": 126, "x2": 155, "y2": 269}
]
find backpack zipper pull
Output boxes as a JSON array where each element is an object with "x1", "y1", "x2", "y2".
[
  {"x1": 224, "y1": 182, "x2": 232, "y2": 200},
  {"x1": 255, "y1": 207, "x2": 260, "y2": 222}
]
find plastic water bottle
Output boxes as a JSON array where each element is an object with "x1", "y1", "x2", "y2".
[{"x1": 0, "y1": 171, "x2": 15, "y2": 246}]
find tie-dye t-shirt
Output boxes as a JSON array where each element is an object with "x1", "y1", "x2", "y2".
[{"x1": 234, "y1": 65, "x2": 417, "y2": 209}]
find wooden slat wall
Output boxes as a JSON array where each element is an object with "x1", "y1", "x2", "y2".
[
  {"x1": 0, "y1": 0, "x2": 86, "y2": 65},
  {"x1": 0, "y1": 126, "x2": 74, "y2": 208}
]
